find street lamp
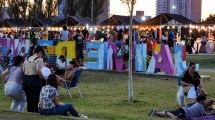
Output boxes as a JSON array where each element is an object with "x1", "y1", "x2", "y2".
[
  {"x1": 141, "y1": 16, "x2": 146, "y2": 21},
  {"x1": 172, "y1": 6, "x2": 176, "y2": 14}
]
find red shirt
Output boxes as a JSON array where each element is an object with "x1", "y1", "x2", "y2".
[{"x1": 146, "y1": 40, "x2": 154, "y2": 52}]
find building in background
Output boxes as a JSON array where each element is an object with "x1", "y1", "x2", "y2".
[
  {"x1": 156, "y1": 0, "x2": 202, "y2": 23},
  {"x1": 133, "y1": 11, "x2": 151, "y2": 23}
]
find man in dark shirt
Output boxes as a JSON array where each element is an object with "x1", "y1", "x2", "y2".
[{"x1": 73, "y1": 29, "x2": 84, "y2": 66}]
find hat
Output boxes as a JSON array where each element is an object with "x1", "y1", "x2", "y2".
[{"x1": 58, "y1": 55, "x2": 65, "y2": 59}]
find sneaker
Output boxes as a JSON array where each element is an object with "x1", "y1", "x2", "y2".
[
  {"x1": 149, "y1": 109, "x2": 156, "y2": 117},
  {"x1": 79, "y1": 114, "x2": 88, "y2": 119}
]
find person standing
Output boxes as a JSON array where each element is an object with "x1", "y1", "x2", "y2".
[
  {"x1": 60, "y1": 25, "x2": 70, "y2": 41},
  {"x1": 73, "y1": 30, "x2": 85, "y2": 66},
  {"x1": 23, "y1": 46, "x2": 46, "y2": 113},
  {"x1": 168, "y1": 29, "x2": 175, "y2": 52},
  {"x1": 1, "y1": 56, "x2": 26, "y2": 112},
  {"x1": 42, "y1": 27, "x2": 48, "y2": 40}
]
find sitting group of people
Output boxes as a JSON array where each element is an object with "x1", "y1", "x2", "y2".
[
  {"x1": 149, "y1": 61, "x2": 215, "y2": 119},
  {"x1": 1, "y1": 46, "x2": 88, "y2": 119}
]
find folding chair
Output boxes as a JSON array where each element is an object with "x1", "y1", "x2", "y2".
[{"x1": 61, "y1": 70, "x2": 83, "y2": 99}]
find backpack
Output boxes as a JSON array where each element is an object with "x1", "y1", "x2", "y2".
[{"x1": 116, "y1": 48, "x2": 123, "y2": 58}]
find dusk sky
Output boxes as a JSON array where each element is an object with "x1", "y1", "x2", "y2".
[{"x1": 110, "y1": 0, "x2": 215, "y2": 20}]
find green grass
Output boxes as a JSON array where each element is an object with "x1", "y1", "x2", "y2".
[
  {"x1": 186, "y1": 55, "x2": 215, "y2": 69},
  {"x1": 0, "y1": 55, "x2": 215, "y2": 120}
]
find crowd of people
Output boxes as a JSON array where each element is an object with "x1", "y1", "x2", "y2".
[
  {"x1": 1, "y1": 34, "x2": 88, "y2": 118},
  {"x1": 149, "y1": 61, "x2": 215, "y2": 119}
]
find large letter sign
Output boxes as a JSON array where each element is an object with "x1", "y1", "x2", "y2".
[
  {"x1": 55, "y1": 41, "x2": 76, "y2": 65},
  {"x1": 147, "y1": 45, "x2": 176, "y2": 74},
  {"x1": 135, "y1": 44, "x2": 147, "y2": 72},
  {"x1": 174, "y1": 45, "x2": 187, "y2": 74},
  {"x1": 86, "y1": 42, "x2": 107, "y2": 70}
]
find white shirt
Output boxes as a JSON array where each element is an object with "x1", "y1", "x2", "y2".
[
  {"x1": 60, "y1": 30, "x2": 69, "y2": 40},
  {"x1": 41, "y1": 66, "x2": 51, "y2": 79}
]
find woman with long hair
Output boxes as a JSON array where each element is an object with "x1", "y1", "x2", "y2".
[{"x1": 38, "y1": 74, "x2": 87, "y2": 118}]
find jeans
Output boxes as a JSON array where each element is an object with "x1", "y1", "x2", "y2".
[
  {"x1": 4, "y1": 83, "x2": 27, "y2": 112},
  {"x1": 38, "y1": 104, "x2": 79, "y2": 117},
  {"x1": 23, "y1": 75, "x2": 42, "y2": 113}
]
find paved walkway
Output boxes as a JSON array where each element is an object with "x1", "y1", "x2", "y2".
[{"x1": 199, "y1": 69, "x2": 215, "y2": 73}]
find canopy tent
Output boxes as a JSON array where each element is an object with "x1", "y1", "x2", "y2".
[
  {"x1": 53, "y1": 16, "x2": 94, "y2": 27},
  {"x1": 35, "y1": 17, "x2": 55, "y2": 26},
  {"x1": 199, "y1": 18, "x2": 215, "y2": 25},
  {"x1": 100, "y1": 15, "x2": 139, "y2": 26},
  {"x1": 0, "y1": 19, "x2": 25, "y2": 28},
  {"x1": 21, "y1": 18, "x2": 43, "y2": 27},
  {"x1": 141, "y1": 13, "x2": 196, "y2": 26}
]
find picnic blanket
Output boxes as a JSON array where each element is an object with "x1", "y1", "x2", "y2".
[{"x1": 187, "y1": 115, "x2": 215, "y2": 120}]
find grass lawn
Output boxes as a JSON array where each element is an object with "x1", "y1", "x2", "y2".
[{"x1": 0, "y1": 55, "x2": 214, "y2": 120}]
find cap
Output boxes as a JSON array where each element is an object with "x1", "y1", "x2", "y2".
[{"x1": 58, "y1": 55, "x2": 65, "y2": 59}]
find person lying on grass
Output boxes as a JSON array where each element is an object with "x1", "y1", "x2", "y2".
[
  {"x1": 38, "y1": 74, "x2": 88, "y2": 119},
  {"x1": 149, "y1": 95, "x2": 215, "y2": 119}
]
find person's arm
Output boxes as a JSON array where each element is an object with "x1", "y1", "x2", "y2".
[
  {"x1": 54, "y1": 95, "x2": 64, "y2": 106},
  {"x1": 64, "y1": 71, "x2": 75, "y2": 80},
  {"x1": 1, "y1": 68, "x2": 9, "y2": 77},
  {"x1": 180, "y1": 81, "x2": 192, "y2": 87},
  {"x1": 203, "y1": 112, "x2": 215, "y2": 116}
]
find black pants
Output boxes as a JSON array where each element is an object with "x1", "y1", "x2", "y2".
[
  {"x1": 169, "y1": 108, "x2": 185, "y2": 119},
  {"x1": 23, "y1": 75, "x2": 42, "y2": 113}
]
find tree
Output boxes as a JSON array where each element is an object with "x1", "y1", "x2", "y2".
[
  {"x1": 77, "y1": 0, "x2": 105, "y2": 23},
  {"x1": 0, "y1": 0, "x2": 6, "y2": 16},
  {"x1": 63, "y1": 0, "x2": 77, "y2": 17},
  {"x1": 45, "y1": 0, "x2": 60, "y2": 18},
  {"x1": 206, "y1": 14, "x2": 215, "y2": 21},
  {"x1": 121, "y1": 0, "x2": 136, "y2": 103}
]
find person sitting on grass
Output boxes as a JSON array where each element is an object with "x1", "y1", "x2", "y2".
[
  {"x1": 1, "y1": 56, "x2": 27, "y2": 112},
  {"x1": 149, "y1": 95, "x2": 215, "y2": 119},
  {"x1": 38, "y1": 74, "x2": 88, "y2": 119},
  {"x1": 54, "y1": 55, "x2": 67, "y2": 76}
]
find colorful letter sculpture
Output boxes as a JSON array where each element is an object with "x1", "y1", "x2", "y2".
[
  {"x1": 0, "y1": 38, "x2": 30, "y2": 60},
  {"x1": 147, "y1": 45, "x2": 176, "y2": 74},
  {"x1": 108, "y1": 43, "x2": 124, "y2": 71},
  {"x1": 135, "y1": 44, "x2": 147, "y2": 72},
  {"x1": 55, "y1": 41, "x2": 76, "y2": 65},
  {"x1": 38, "y1": 40, "x2": 54, "y2": 46},
  {"x1": 174, "y1": 45, "x2": 187, "y2": 74},
  {"x1": 86, "y1": 42, "x2": 107, "y2": 70}
]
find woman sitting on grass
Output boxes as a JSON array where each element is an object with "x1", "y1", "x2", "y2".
[
  {"x1": 1, "y1": 56, "x2": 26, "y2": 112},
  {"x1": 38, "y1": 74, "x2": 87, "y2": 119}
]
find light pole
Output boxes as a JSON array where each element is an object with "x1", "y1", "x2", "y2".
[
  {"x1": 172, "y1": 6, "x2": 176, "y2": 14},
  {"x1": 91, "y1": 0, "x2": 94, "y2": 22}
]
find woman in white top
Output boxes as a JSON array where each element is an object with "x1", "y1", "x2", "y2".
[
  {"x1": 1, "y1": 56, "x2": 26, "y2": 112},
  {"x1": 60, "y1": 25, "x2": 70, "y2": 41}
]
